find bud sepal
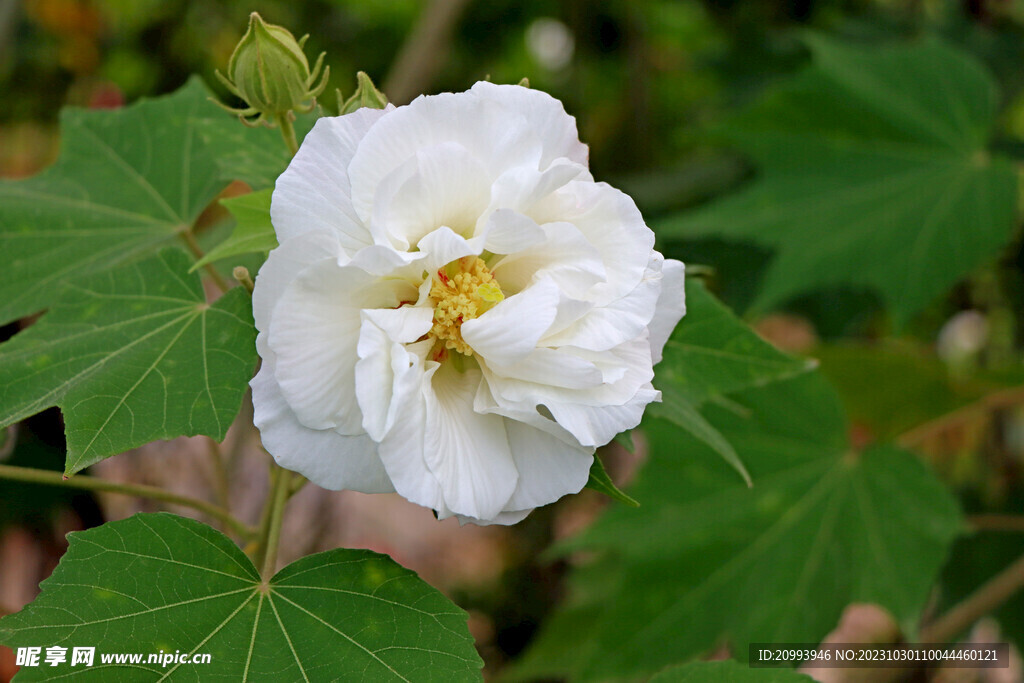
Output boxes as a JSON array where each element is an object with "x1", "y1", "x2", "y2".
[{"x1": 213, "y1": 12, "x2": 329, "y2": 128}]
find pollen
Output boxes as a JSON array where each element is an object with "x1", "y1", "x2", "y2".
[{"x1": 428, "y1": 256, "x2": 504, "y2": 357}]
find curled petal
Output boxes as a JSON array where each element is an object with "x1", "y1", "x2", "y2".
[
  {"x1": 271, "y1": 108, "x2": 391, "y2": 250},
  {"x1": 252, "y1": 355, "x2": 393, "y2": 493},
  {"x1": 268, "y1": 259, "x2": 415, "y2": 432},
  {"x1": 648, "y1": 258, "x2": 686, "y2": 364},
  {"x1": 461, "y1": 278, "x2": 560, "y2": 365}
]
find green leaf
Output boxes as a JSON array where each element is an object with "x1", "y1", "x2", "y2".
[
  {"x1": 651, "y1": 389, "x2": 751, "y2": 487},
  {"x1": 0, "y1": 77, "x2": 241, "y2": 325},
  {"x1": 658, "y1": 35, "x2": 1018, "y2": 325},
  {"x1": 0, "y1": 249, "x2": 257, "y2": 474},
  {"x1": 0, "y1": 513, "x2": 483, "y2": 681},
  {"x1": 201, "y1": 110, "x2": 318, "y2": 190},
  {"x1": 651, "y1": 279, "x2": 812, "y2": 483},
  {"x1": 193, "y1": 189, "x2": 278, "y2": 270},
  {"x1": 650, "y1": 661, "x2": 815, "y2": 682},
  {"x1": 657, "y1": 280, "x2": 814, "y2": 406},
  {"x1": 517, "y1": 374, "x2": 963, "y2": 682},
  {"x1": 585, "y1": 455, "x2": 639, "y2": 507}
]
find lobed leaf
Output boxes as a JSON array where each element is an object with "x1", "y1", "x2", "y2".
[
  {"x1": 651, "y1": 278, "x2": 813, "y2": 483},
  {"x1": 0, "y1": 77, "x2": 242, "y2": 325},
  {"x1": 0, "y1": 249, "x2": 257, "y2": 474},
  {"x1": 201, "y1": 111, "x2": 317, "y2": 190},
  {"x1": 658, "y1": 35, "x2": 1018, "y2": 325},
  {"x1": 513, "y1": 373, "x2": 963, "y2": 681},
  {"x1": 0, "y1": 513, "x2": 483, "y2": 681}
]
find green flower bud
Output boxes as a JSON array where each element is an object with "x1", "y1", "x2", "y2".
[
  {"x1": 214, "y1": 12, "x2": 328, "y2": 127},
  {"x1": 337, "y1": 71, "x2": 389, "y2": 115}
]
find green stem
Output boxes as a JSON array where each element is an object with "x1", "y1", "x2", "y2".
[
  {"x1": 259, "y1": 464, "x2": 291, "y2": 580},
  {"x1": 278, "y1": 114, "x2": 299, "y2": 157},
  {"x1": 0, "y1": 463, "x2": 254, "y2": 539},
  {"x1": 233, "y1": 266, "x2": 255, "y2": 295},
  {"x1": 289, "y1": 472, "x2": 309, "y2": 495},
  {"x1": 244, "y1": 463, "x2": 276, "y2": 562}
]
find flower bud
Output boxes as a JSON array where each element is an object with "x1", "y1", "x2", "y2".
[
  {"x1": 214, "y1": 12, "x2": 328, "y2": 126},
  {"x1": 337, "y1": 71, "x2": 388, "y2": 115}
]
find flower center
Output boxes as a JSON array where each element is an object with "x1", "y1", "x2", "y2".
[{"x1": 428, "y1": 256, "x2": 503, "y2": 358}]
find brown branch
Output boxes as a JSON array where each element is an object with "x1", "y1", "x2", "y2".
[
  {"x1": 969, "y1": 514, "x2": 1024, "y2": 533},
  {"x1": 0, "y1": 464, "x2": 254, "y2": 539},
  {"x1": 178, "y1": 229, "x2": 231, "y2": 294},
  {"x1": 382, "y1": 0, "x2": 473, "y2": 104},
  {"x1": 897, "y1": 385, "x2": 1024, "y2": 450},
  {"x1": 919, "y1": 551, "x2": 1024, "y2": 643}
]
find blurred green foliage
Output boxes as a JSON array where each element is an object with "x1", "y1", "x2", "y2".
[{"x1": 3, "y1": 0, "x2": 1023, "y2": 182}]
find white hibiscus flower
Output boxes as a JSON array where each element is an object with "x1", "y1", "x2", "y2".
[{"x1": 251, "y1": 81, "x2": 686, "y2": 525}]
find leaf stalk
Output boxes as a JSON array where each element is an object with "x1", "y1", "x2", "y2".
[
  {"x1": 0, "y1": 463, "x2": 254, "y2": 539},
  {"x1": 259, "y1": 463, "x2": 292, "y2": 580}
]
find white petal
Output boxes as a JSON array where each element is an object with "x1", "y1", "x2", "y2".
[
  {"x1": 268, "y1": 259, "x2": 416, "y2": 433},
  {"x1": 484, "y1": 347, "x2": 603, "y2": 390},
  {"x1": 361, "y1": 306, "x2": 435, "y2": 344},
  {"x1": 485, "y1": 161, "x2": 588, "y2": 220},
  {"x1": 547, "y1": 385, "x2": 661, "y2": 448},
  {"x1": 416, "y1": 226, "x2": 486, "y2": 274},
  {"x1": 490, "y1": 221, "x2": 606, "y2": 300},
  {"x1": 372, "y1": 142, "x2": 491, "y2": 248},
  {"x1": 469, "y1": 81, "x2": 589, "y2": 167},
  {"x1": 461, "y1": 278, "x2": 560, "y2": 365},
  {"x1": 374, "y1": 360, "x2": 449, "y2": 514},
  {"x1": 540, "y1": 258, "x2": 663, "y2": 352},
  {"x1": 251, "y1": 357, "x2": 393, "y2": 493},
  {"x1": 454, "y1": 508, "x2": 533, "y2": 526},
  {"x1": 271, "y1": 108, "x2": 389, "y2": 251},
  {"x1": 423, "y1": 364, "x2": 518, "y2": 520},
  {"x1": 482, "y1": 337, "x2": 655, "y2": 429},
  {"x1": 480, "y1": 209, "x2": 546, "y2": 255},
  {"x1": 504, "y1": 420, "x2": 594, "y2": 510},
  {"x1": 540, "y1": 296, "x2": 594, "y2": 341},
  {"x1": 648, "y1": 258, "x2": 686, "y2": 364},
  {"x1": 356, "y1": 316, "x2": 432, "y2": 442},
  {"x1": 547, "y1": 181, "x2": 654, "y2": 303},
  {"x1": 253, "y1": 231, "x2": 343, "y2": 336},
  {"x1": 348, "y1": 92, "x2": 541, "y2": 224},
  {"x1": 347, "y1": 243, "x2": 424, "y2": 276}
]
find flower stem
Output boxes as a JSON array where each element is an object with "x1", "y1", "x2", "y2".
[
  {"x1": 289, "y1": 472, "x2": 309, "y2": 495},
  {"x1": 259, "y1": 464, "x2": 291, "y2": 580},
  {"x1": 278, "y1": 114, "x2": 299, "y2": 157},
  {"x1": 919, "y1": 551, "x2": 1024, "y2": 643},
  {"x1": 0, "y1": 463, "x2": 254, "y2": 539}
]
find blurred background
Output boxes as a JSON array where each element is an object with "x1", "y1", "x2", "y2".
[{"x1": 4, "y1": 0, "x2": 1024, "y2": 680}]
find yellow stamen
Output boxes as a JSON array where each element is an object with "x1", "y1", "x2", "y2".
[{"x1": 428, "y1": 256, "x2": 503, "y2": 357}]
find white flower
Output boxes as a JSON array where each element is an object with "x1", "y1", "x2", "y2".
[{"x1": 251, "y1": 82, "x2": 686, "y2": 525}]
